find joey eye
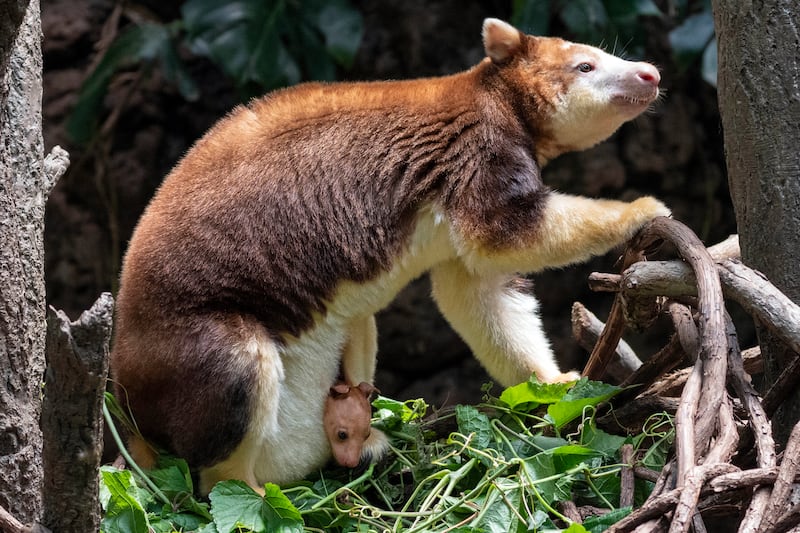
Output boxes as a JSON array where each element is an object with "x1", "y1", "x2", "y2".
[
  {"x1": 577, "y1": 62, "x2": 594, "y2": 73},
  {"x1": 337, "y1": 430, "x2": 349, "y2": 441}
]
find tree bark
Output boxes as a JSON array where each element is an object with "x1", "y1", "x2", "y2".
[
  {"x1": 0, "y1": 0, "x2": 63, "y2": 524},
  {"x1": 0, "y1": 0, "x2": 30, "y2": 108},
  {"x1": 41, "y1": 294, "x2": 113, "y2": 533},
  {"x1": 712, "y1": 1, "x2": 800, "y2": 441}
]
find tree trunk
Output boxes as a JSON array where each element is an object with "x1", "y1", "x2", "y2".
[
  {"x1": 712, "y1": 1, "x2": 800, "y2": 441},
  {"x1": 41, "y1": 294, "x2": 113, "y2": 533},
  {"x1": 0, "y1": 0, "x2": 29, "y2": 104},
  {"x1": 0, "y1": 0, "x2": 62, "y2": 524}
]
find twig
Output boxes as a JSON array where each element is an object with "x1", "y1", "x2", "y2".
[
  {"x1": 718, "y1": 259, "x2": 800, "y2": 355},
  {"x1": 606, "y1": 488, "x2": 680, "y2": 532},
  {"x1": 0, "y1": 505, "x2": 25, "y2": 533},
  {"x1": 571, "y1": 302, "x2": 642, "y2": 381},
  {"x1": 644, "y1": 347, "x2": 761, "y2": 398},
  {"x1": 583, "y1": 230, "x2": 650, "y2": 379},
  {"x1": 618, "y1": 334, "x2": 685, "y2": 396},
  {"x1": 766, "y1": 502, "x2": 800, "y2": 533},
  {"x1": 724, "y1": 313, "x2": 776, "y2": 532},
  {"x1": 669, "y1": 463, "x2": 739, "y2": 533},
  {"x1": 666, "y1": 302, "x2": 699, "y2": 360},
  {"x1": 558, "y1": 501, "x2": 582, "y2": 524},
  {"x1": 620, "y1": 444, "x2": 635, "y2": 509},
  {"x1": 0, "y1": 505, "x2": 49, "y2": 533},
  {"x1": 758, "y1": 420, "x2": 800, "y2": 532},
  {"x1": 762, "y1": 351, "x2": 800, "y2": 417},
  {"x1": 674, "y1": 362, "x2": 701, "y2": 484}
]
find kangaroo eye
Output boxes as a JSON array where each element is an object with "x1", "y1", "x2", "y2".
[
  {"x1": 577, "y1": 62, "x2": 594, "y2": 73},
  {"x1": 337, "y1": 430, "x2": 348, "y2": 441}
]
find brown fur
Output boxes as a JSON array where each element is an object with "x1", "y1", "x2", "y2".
[{"x1": 111, "y1": 19, "x2": 666, "y2": 487}]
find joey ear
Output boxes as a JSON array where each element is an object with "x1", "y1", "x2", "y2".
[
  {"x1": 482, "y1": 18, "x2": 523, "y2": 64},
  {"x1": 331, "y1": 383, "x2": 351, "y2": 397},
  {"x1": 356, "y1": 382, "x2": 378, "y2": 398}
]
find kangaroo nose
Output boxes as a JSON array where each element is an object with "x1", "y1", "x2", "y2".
[{"x1": 637, "y1": 64, "x2": 661, "y2": 86}]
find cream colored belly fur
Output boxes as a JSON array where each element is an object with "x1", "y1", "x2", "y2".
[{"x1": 198, "y1": 191, "x2": 668, "y2": 493}]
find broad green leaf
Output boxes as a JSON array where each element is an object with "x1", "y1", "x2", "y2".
[
  {"x1": 547, "y1": 379, "x2": 622, "y2": 429},
  {"x1": 456, "y1": 405, "x2": 493, "y2": 449},
  {"x1": 100, "y1": 468, "x2": 149, "y2": 533},
  {"x1": 529, "y1": 435, "x2": 570, "y2": 451},
  {"x1": 161, "y1": 510, "x2": 210, "y2": 531},
  {"x1": 373, "y1": 396, "x2": 427, "y2": 423},
  {"x1": 182, "y1": 0, "x2": 362, "y2": 92},
  {"x1": 67, "y1": 23, "x2": 175, "y2": 144},
  {"x1": 527, "y1": 508, "x2": 551, "y2": 530},
  {"x1": 581, "y1": 421, "x2": 628, "y2": 457},
  {"x1": 550, "y1": 445, "x2": 602, "y2": 472},
  {"x1": 499, "y1": 377, "x2": 574, "y2": 410},
  {"x1": 472, "y1": 479, "x2": 521, "y2": 533},
  {"x1": 148, "y1": 457, "x2": 193, "y2": 499},
  {"x1": 209, "y1": 480, "x2": 302, "y2": 533},
  {"x1": 574, "y1": 469, "x2": 621, "y2": 508},
  {"x1": 182, "y1": 0, "x2": 289, "y2": 88},
  {"x1": 521, "y1": 454, "x2": 569, "y2": 504}
]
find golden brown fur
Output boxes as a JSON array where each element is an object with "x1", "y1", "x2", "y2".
[{"x1": 111, "y1": 19, "x2": 669, "y2": 492}]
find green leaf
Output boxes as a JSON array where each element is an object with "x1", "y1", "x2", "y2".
[
  {"x1": 564, "y1": 523, "x2": 590, "y2": 533},
  {"x1": 67, "y1": 23, "x2": 169, "y2": 144},
  {"x1": 550, "y1": 445, "x2": 602, "y2": 471},
  {"x1": 581, "y1": 420, "x2": 628, "y2": 457},
  {"x1": 210, "y1": 481, "x2": 303, "y2": 533},
  {"x1": 472, "y1": 479, "x2": 521, "y2": 533},
  {"x1": 182, "y1": 0, "x2": 362, "y2": 91},
  {"x1": 182, "y1": 0, "x2": 288, "y2": 88},
  {"x1": 99, "y1": 467, "x2": 149, "y2": 533},
  {"x1": 373, "y1": 396, "x2": 427, "y2": 423},
  {"x1": 67, "y1": 22, "x2": 197, "y2": 144},
  {"x1": 148, "y1": 456, "x2": 193, "y2": 498},
  {"x1": 499, "y1": 377, "x2": 574, "y2": 410},
  {"x1": 547, "y1": 379, "x2": 622, "y2": 429},
  {"x1": 456, "y1": 405, "x2": 493, "y2": 449},
  {"x1": 521, "y1": 454, "x2": 565, "y2": 504}
]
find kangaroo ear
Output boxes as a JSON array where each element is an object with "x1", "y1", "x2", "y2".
[
  {"x1": 482, "y1": 18, "x2": 523, "y2": 64},
  {"x1": 330, "y1": 383, "x2": 351, "y2": 397}
]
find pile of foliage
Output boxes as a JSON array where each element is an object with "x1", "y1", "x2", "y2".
[{"x1": 101, "y1": 377, "x2": 673, "y2": 532}]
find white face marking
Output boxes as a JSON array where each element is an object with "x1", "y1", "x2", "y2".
[{"x1": 548, "y1": 43, "x2": 660, "y2": 153}]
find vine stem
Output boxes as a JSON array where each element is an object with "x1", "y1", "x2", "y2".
[{"x1": 102, "y1": 401, "x2": 171, "y2": 507}]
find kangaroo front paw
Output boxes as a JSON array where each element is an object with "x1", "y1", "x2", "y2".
[
  {"x1": 622, "y1": 197, "x2": 671, "y2": 239},
  {"x1": 550, "y1": 371, "x2": 581, "y2": 384},
  {"x1": 630, "y1": 196, "x2": 671, "y2": 221}
]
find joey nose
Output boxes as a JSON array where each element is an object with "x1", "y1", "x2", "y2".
[{"x1": 636, "y1": 64, "x2": 661, "y2": 87}]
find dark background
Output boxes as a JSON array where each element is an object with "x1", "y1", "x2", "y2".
[{"x1": 41, "y1": 0, "x2": 741, "y2": 408}]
